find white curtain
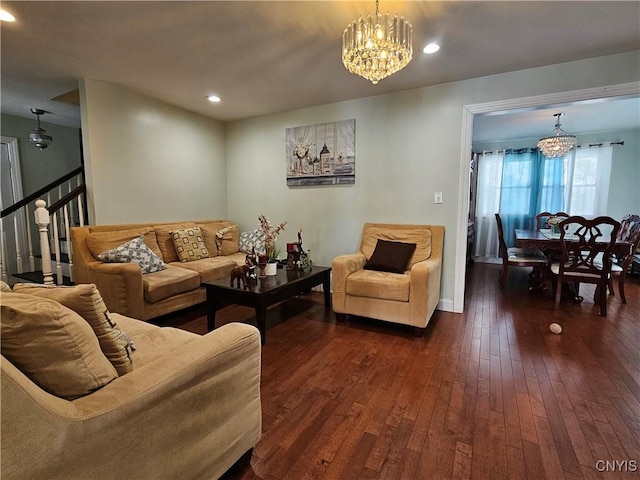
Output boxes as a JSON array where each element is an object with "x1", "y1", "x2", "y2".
[
  {"x1": 565, "y1": 146, "x2": 613, "y2": 216},
  {"x1": 474, "y1": 151, "x2": 503, "y2": 259}
]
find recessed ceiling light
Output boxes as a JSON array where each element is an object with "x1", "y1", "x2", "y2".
[
  {"x1": 423, "y1": 43, "x2": 440, "y2": 54},
  {"x1": 207, "y1": 95, "x2": 221, "y2": 103},
  {"x1": 0, "y1": 9, "x2": 16, "y2": 22}
]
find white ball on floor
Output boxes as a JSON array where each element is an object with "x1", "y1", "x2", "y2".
[{"x1": 549, "y1": 323, "x2": 562, "y2": 334}]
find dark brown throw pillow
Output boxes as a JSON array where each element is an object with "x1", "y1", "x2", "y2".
[{"x1": 364, "y1": 240, "x2": 417, "y2": 274}]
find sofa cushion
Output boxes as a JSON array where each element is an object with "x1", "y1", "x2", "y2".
[
  {"x1": 154, "y1": 223, "x2": 197, "y2": 263},
  {"x1": 0, "y1": 293, "x2": 118, "y2": 399},
  {"x1": 87, "y1": 227, "x2": 162, "y2": 260},
  {"x1": 364, "y1": 240, "x2": 417, "y2": 274},
  {"x1": 11, "y1": 283, "x2": 135, "y2": 376},
  {"x1": 197, "y1": 221, "x2": 230, "y2": 256},
  {"x1": 98, "y1": 236, "x2": 168, "y2": 274},
  {"x1": 170, "y1": 227, "x2": 210, "y2": 262},
  {"x1": 346, "y1": 270, "x2": 411, "y2": 302},
  {"x1": 197, "y1": 222, "x2": 240, "y2": 256},
  {"x1": 170, "y1": 256, "x2": 238, "y2": 283},
  {"x1": 361, "y1": 226, "x2": 432, "y2": 268},
  {"x1": 239, "y1": 229, "x2": 266, "y2": 255},
  {"x1": 216, "y1": 225, "x2": 240, "y2": 256},
  {"x1": 142, "y1": 265, "x2": 201, "y2": 304}
]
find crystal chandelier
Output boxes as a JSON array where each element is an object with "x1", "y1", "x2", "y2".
[
  {"x1": 342, "y1": 0, "x2": 412, "y2": 84},
  {"x1": 28, "y1": 108, "x2": 53, "y2": 150},
  {"x1": 537, "y1": 113, "x2": 576, "y2": 158}
]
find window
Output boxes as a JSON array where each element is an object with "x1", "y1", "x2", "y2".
[
  {"x1": 565, "y1": 146, "x2": 613, "y2": 216},
  {"x1": 474, "y1": 145, "x2": 614, "y2": 256}
]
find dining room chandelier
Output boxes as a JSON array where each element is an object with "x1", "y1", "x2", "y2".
[
  {"x1": 342, "y1": 0, "x2": 413, "y2": 84},
  {"x1": 537, "y1": 113, "x2": 576, "y2": 158},
  {"x1": 28, "y1": 108, "x2": 53, "y2": 150}
]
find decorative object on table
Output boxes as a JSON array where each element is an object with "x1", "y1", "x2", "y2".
[
  {"x1": 341, "y1": 0, "x2": 413, "y2": 84},
  {"x1": 229, "y1": 255, "x2": 256, "y2": 289},
  {"x1": 258, "y1": 215, "x2": 286, "y2": 275},
  {"x1": 286, "y1": 119, "x2": 355, "y2": 186},
  {"x1": 536, "y1": 211, "x2": 569, "y2": 230},
  {"x1": 298, "y1": 249, "x2": 312, "y2": 272},
  {"x1": 265, "y1": 247, "x2": 281, "y2": 276},
  {"x1": 257, "y1": 254, "x2": 267, "y2": 277},
  {"x1": 246, "y1": 259, "x2": 258, "y2": 285},
  {"x1": 537, "y1": 113, "x2": 577, "y2": 158},
  {"x1": 546, "y1": 215, "x2": 564, "y2": 234},
  {"x1": 264, "y1": 262, "x2": 278, "y2": 276},
  {"x1": 286, "y1": 242, "x2": 300, "y2": 270},
  {"x1": 286, "y1": 228, "x2": 304, "y2": 270}
]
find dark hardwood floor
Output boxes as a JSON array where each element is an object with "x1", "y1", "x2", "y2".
[{"x1": 160, "y1": 263, "x2": 640, "y2": 480}]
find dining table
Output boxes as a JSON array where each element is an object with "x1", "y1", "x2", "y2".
[
  {"x1": 515, "y1": 228, "x2": 632, "y2": 301},
  {"x1": 515, "y1": 228, "x2": 631, "y2": 256}
]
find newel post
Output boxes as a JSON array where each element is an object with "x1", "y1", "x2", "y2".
[{"x1": 34, "y1": 199, "x2": 54, "y2": 285}]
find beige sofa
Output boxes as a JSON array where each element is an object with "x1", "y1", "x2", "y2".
[
  {"x1": 71, "y1": 220, "x2": 248, "y2": 321},
  {"x1": 332, "y1": 223, "x2": 444, "y2": 335},
  {"x1": 1, "y1": 287, "x2": 262, "y2": 480}
]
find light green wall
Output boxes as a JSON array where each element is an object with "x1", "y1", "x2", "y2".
[
  {"x1": 79, "y1": 79, "x2": 227, "y2": 224},
  {"x1": 1, "y1": 113, "x2": 81, "y2": 196},
  {"x1": 473, "y1": 128, "x2": 640, "y2": 220},
  {"x1": 74, "y1": 51, "x2": 639, "y2": 312},
  {"x1": 224, "y1": 51, "x2": 640, "y2": 310}
]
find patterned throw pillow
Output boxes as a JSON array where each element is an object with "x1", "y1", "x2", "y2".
[
  {"x1": 98, "y1": 236, "x2": 167, "y2": 274},
  {"x1": 239, "y1": 229, "x2": 266, "y2": 255},
  {"x1": 170, "y1": 227, "x2": 210, "y2": 262},
  {"x1": 1, "y1": 280, "x2": 11, "y2": 292}
]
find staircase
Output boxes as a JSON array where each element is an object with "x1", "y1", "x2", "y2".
[{"x1": 1, "y1": 167, "x2": 87, "y2": 286}]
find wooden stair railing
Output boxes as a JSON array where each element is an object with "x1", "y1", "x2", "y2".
[{"x1": 1, "y1": 167, "x2": 87, "y2": 285}]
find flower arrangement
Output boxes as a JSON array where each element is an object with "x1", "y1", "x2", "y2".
[
  {"x1": 258, "y1": 215, "x2": 287, "y2": 263},
  {"x1": 547, "y1": 216, "x2": 564, "y2": 227},
  {"x1": 547, "y1": 216, "x2": 564, "y2": 233}
]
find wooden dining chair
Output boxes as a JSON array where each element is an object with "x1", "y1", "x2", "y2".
[
  {"x1": 607, "y1": 214, "x2": 640, "y2": 303},
  {"x1": 495, "y1": 213, "x2": 548, "y2": 289},
  {"x1": 551, "y1": 216, "x2": 620, "y2": 316},
  {"x1": 536, "y1": 211, "x2": 569, "y2": 229}
]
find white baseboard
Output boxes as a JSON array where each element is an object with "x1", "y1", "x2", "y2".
[{"x1": 437, "y1": 298, "x2": 455, "y2": 313}]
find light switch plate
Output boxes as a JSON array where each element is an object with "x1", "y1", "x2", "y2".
[{"x1": 434, "y1": 191, "x2": 443, "y2": 204}]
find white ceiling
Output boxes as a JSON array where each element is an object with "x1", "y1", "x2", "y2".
[
  {"x1": 473, "y1": 96, "x2": 640, "y2": 143},
  {"x1": 1, "y1": 1, "x2": 639, "y2": 133}
]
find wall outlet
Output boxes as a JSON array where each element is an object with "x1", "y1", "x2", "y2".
[{"x1": 434, "y1": 191, "x2": 443, "y2": 204}]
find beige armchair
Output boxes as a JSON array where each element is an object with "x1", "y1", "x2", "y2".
[{"x1": 332, "y1": 223, "x2": 444, "y2": 336}]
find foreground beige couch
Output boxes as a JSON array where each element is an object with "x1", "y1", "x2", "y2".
[
  {"x1": 332, "y1": 223, "x2": 444, "y2": 335},
  {"x1": 71, "y1": 220, "x2": 247, "y2": 321},
  {"x1": 1, "y1": 300, "x2": 262, "y2": 480}
]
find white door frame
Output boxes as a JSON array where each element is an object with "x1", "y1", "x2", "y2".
[
  {"x1": 453, "y1": 81, "x2": 640, "y2": 313},
  {"x1": 1, "y1": 136, "x2": 24, "y2": 209},
  {"x1": 1, "y1": 136, "x2": 28, "y2": 279}
]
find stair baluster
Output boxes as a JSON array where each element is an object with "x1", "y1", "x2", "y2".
[
  {"x1": 25, "y1": 204, "x2": 35, "y2": 272},
  {"x1": 34, "y1": 200, "x2": 54, "y2": 285},
  {"x1": 63, "y1": 204, "x2": 73, "y2": 283}
]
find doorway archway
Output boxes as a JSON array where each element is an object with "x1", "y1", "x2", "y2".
[{"x1": 452, "y1": 82, "x2": 640, "y2": 313}]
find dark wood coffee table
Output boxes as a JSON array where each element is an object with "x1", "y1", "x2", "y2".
[{"x1": 203, "y1": 266, "x2": 331, "y2": 344}]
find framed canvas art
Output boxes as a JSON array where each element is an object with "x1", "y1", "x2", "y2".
[{"x1": 286, "y1": 119, "x2": 355, "y2": 186}]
